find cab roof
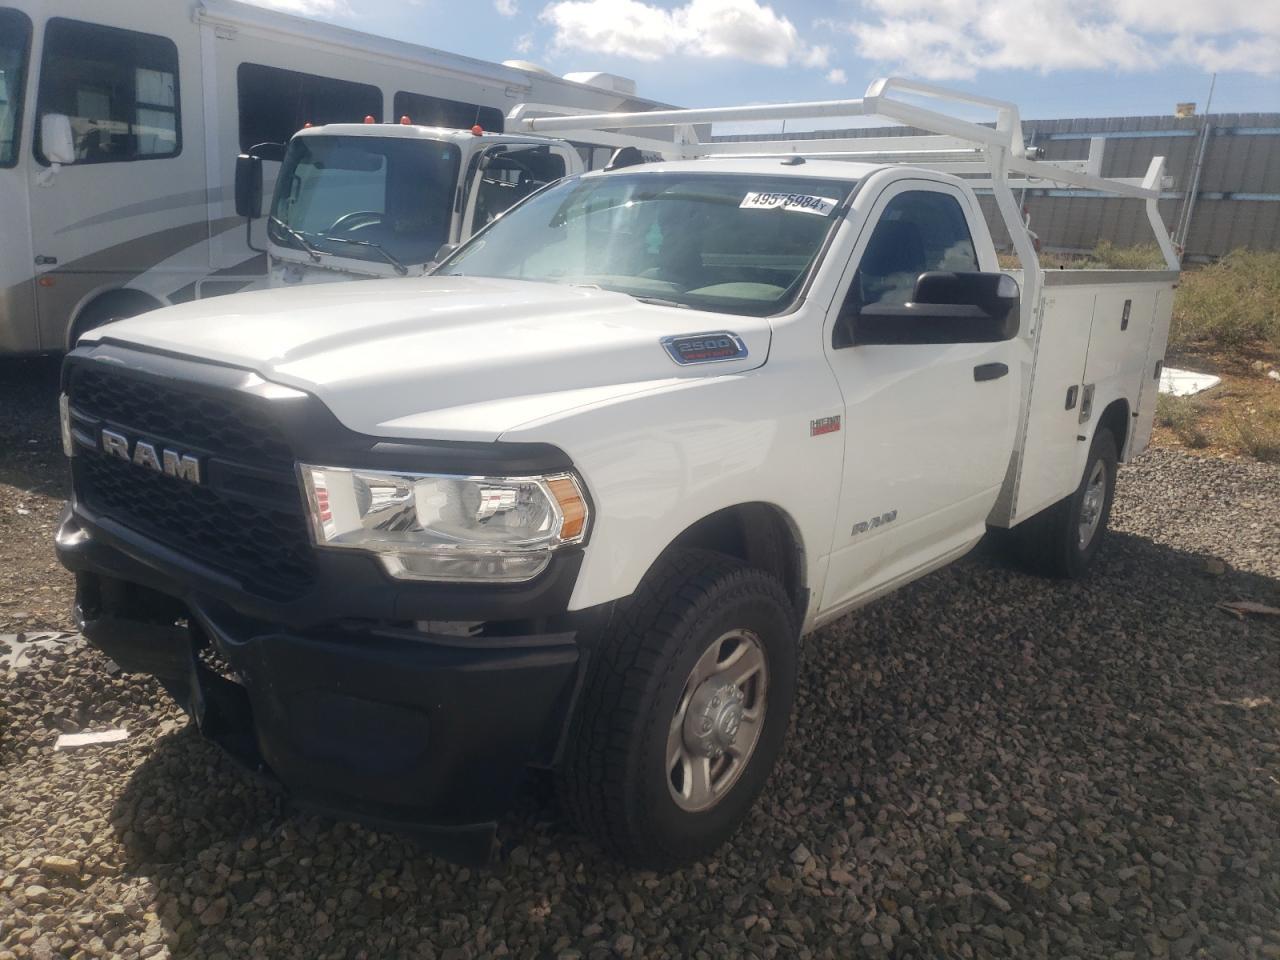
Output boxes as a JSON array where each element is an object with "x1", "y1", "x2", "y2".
[{"x1": 292, "y1": 123, "x2": 551, "y2": 144}]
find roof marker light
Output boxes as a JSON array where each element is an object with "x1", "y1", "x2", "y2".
[
  {"x1": 303, "y1": 121, "x2": 312, "y2": 128},
  {"x1": 400, "y1": 115, "x2": 412, "y2": 125},
  {"x1": 364, "y1": 115, "x2": 376, "y2": 124},
  {"x1": 471, "y1": 124, "x2": 484, "y2": 136}
]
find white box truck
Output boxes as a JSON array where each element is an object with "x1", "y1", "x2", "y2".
[
  {"x1": 243, "y1": 122, "x2": 660, "y2": 286},
  {"x1": 55, "y1": 78, "x2": 1179, "y2": 866}
]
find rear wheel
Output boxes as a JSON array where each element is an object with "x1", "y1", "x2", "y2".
[
  {"x1": 1009, "y1": 427, "x2": 1118, "y2": 578},
  {"x1": 558, "y1": 549, "x2": 797, "y2": 868}
]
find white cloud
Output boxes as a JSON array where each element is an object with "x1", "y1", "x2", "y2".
[
  {"x1": 846, "y1": 0, "x2": 1280, "y2": 79},
  {"x1": 516, "y1": 32, "x2": 535, "y2": 53},
  {"x1": 239, "y1": 0, "x2": 350, "y2": 16},
  {"x1": 826, "y1": 67, "x2": 847, "y2": 85},
  {"x1": 802, "y1": 44, "x2": 831, "y2": 69},
  {"x1": 540, "y1": 0, "x2": 827, "y2": 68},
  {"x1": 495, "y1": 0, "x2": 519, "y2": 15}
]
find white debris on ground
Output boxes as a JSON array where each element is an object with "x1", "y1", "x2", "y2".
[
  {"x1": 53, "y1": 729, "x2": 130, "y2": 751},
  {"x1": 0, "y1": 631, "x2": 79, "y2": 673},
  {"x1": 1159, "y1": 366, "x2": 1222, "y2": 397}
]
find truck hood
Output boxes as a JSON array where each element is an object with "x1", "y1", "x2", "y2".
[{"x1": 86, "y1": 276, "x2": 771, "y2": 442}]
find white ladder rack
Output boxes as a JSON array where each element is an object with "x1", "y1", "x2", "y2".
[{"x1": 508, "y1": 76, "x2": 1180, "y2": 283}]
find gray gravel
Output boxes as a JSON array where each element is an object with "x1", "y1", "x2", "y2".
[{"x1": 2, "y1": 443, "x2": 1279, "y2": 959}]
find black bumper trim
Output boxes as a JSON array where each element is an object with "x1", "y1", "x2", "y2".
[
  {"x1": 64, "y1": 515, "x2": 586, "y2": 864},
  {"x1": 75, "y1": 588, "x2": 579, "y2": 863}
]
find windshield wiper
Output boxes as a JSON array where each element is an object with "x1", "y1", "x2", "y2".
[
  {"x1": 316, "y1": 234, "x2": 408, "y2": 276},
  {"x1": 269, "y1": 216, "x2": 322, "y2": 263},
  {"x1": 634, "y1": 296, "x2": 691, "y2": 309}
]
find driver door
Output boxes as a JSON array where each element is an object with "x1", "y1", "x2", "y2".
[{"x1": 820, "y1": 181, "x2": 1020, "y2": 612}]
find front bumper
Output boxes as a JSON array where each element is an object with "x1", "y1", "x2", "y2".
[{"x1": 57, "y1": 505, "x2": 584, "y2": 863}]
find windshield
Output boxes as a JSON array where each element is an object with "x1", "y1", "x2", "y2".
[
  {"x1": 270, "y1": 134, "x2": 461, "y2": 266},
  {"x1": 0, "y1": 9, "x2": 32, "y2": 168},
  {"x1": 437, "y1": 171, "x2": 853, "y2": 316}
]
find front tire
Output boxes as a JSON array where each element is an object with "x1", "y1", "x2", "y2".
[
  {"x1": 559, "y1": 549, "x2": 798, "y2": 868},
  {"x1": 1010, "y1": 426, "x2": 1118, "y2": 578}
]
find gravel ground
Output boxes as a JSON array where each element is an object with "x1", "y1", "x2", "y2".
[
  {"x1": 2, "y1": 358, "x2": 1278, "y2": 960},
  {"x1": 0, "y1": 357, "x2": 70, "y2": 634}
]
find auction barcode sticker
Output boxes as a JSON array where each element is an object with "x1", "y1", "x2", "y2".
[{"x1": 740, "y1": 192, "x2": 838, "y2": 216}]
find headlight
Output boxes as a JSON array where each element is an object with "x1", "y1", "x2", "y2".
[{"x1": 299, "y1": 465, "x2": 588, "y2": 583}]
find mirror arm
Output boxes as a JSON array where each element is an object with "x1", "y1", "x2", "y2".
[{"x1": 245, "y1": 217, "x2": 265, "y2": 255}]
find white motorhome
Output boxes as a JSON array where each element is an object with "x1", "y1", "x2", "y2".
[{"x1": 0, "y1": 0, "x2": 665, "y2": 355}]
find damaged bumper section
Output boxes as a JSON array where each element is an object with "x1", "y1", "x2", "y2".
[{"x1": 56, "y1": 505, "x2": 584, "y2": 864}]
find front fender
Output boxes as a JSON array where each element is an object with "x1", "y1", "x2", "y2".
[{"x1": 501, "y1": 362, "x2": 846, "y2": 616}]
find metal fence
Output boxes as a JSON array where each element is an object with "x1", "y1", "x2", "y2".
[{"x1": 714, "y1": 112, "x2": 1280, "y2": 261}]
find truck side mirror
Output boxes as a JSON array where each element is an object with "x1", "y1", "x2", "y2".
[
  {"x1": 234, "y1": 154, "x2": 264, "y2": 219},
  {"x1": 40, "y1": 113, "x2": 76, "y2": 165},
  {"x1": 913, "y1": 271, "x2": 1020, "y2": 338},
  {"x1": 842, "y1": 272, "x2": 1020, "y2": 347}
]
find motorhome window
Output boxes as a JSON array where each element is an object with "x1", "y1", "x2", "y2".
[
  {"x1": 35, "y1": 18, "x2": 179, "y2": 165},
  {"x1": 850, "y1": 190, "x2": 979, "y2": 309},
  {"x1": 270, "y1": 134, "x2": 461, "y2": 266},
  {"x1": 439, "y1": 173, "x2": 853, "y2": 317},
  {"x1": 0, "y1": 8, "x2": 32, "y2": 167},
  {"x1": 239, "y1": 64, "x2": 381, "y2": 151},
  {"x1": 393, "y1": 91, "x2": 503, "y2": 133}
]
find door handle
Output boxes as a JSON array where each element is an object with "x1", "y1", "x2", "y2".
[{"x1": 973, "y1": 362, "x2": 1009, "y2": 382}]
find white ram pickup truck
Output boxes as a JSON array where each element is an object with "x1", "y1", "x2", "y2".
[{"x1": 55, "y1": 80, "x2": 1179, "y2": 867}]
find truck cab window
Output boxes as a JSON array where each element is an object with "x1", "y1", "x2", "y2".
[
  {"x1": 849, "y1": 190, "x2": 979, "y2": 309},
  {"x1": 393, "y1": 91, "x2": 503, "y2": 133},
  {"x1": 270, "y1": 135, "x2": 460, "y2": 266},
  {"x1": 238, "y1": 64, "x2": 381, "y2": 151},
  {"x1": 0, "y1": 9, "x2": 31, "y2": 168},
  {"x1": 440, "y1": 172, "x2": 852, "y2": 317},
  {"x1": 473, "y1": 147, "x2": 566, "y2": 229},
  {"x1": 35, "y1": 18, "x2": 180, "y2": 164}
]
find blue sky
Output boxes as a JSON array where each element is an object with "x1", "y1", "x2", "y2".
[{"x1": 253, "y1": 0, "x2": 1278, "y2": 120}]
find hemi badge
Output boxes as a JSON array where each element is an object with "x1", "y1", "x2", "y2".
[
  {"x1": 810, "y1": 415, "x2": 841, "y2": 437},
  {"x1": 661, "y1": 332, "x2": 748, "y2": 365}
]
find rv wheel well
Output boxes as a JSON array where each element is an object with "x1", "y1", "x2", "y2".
[{"x1": 69, "y1": 289, "x2": 163, "y2": 349}]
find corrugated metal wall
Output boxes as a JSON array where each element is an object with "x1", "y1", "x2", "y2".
[{"x1": 713, "y1": 113, "x2": 1280, "y2": 260}]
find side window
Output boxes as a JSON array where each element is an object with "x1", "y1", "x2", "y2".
[
  {"x1": 569, "y1": 141, "x2": 615, "y2": 171},
  {"x1": 850, "y1": 190, "x2": 979, "y2": 310},
  {"x1": 35, "y1": 18, "x2": 180, "y2": 165},
  {"x1": 472, "y1": 146, "x2": 566, "y2": 229},
  {"x1": 238, "y1": 64, "x2": 381, "y2": 151},
  {"x1": 393, "y1": 91, "x2": 503, "y2": 133},
  {"x1": 0, "y1": 8, "x2": 33, "y2": 168}
]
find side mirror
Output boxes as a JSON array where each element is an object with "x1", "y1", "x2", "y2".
[
  {"x1": 842, "y1": 271, "x2": 1020, "y2": 347},
  {"x1": 234, "y1": 154, "x2": 263, "y2": 219},
  {"x1": 41, "y1": 114, "x2": 76, "y2": 165}
]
